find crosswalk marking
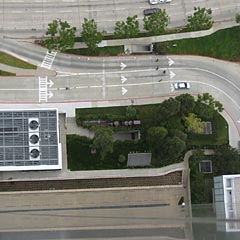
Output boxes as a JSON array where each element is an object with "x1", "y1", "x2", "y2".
[
  {"x1": 40, "y1": 51, "x2": 57, "y2": 70},
  {"x1": 39, "y1": 77, "x2": 48, "y2": 102}
]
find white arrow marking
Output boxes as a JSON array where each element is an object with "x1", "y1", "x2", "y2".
[
  {"x1": 47, "y1": 79, "x2": 54, "y2": 88},
  {"x1": 121, "y1": 87, "x2": 128, "y2": 95},
  {"x1": 169, "y1": 70, "x2": 176, "y2": 79},
  {"x1": 168, "y1": 57, "x2": 174, "y2": 67},
  {"x1": 121, "y1": 75, "x2": 127, "y2": 83},
  {"x1": 47, "y1": 91, "x2": 53, "y2": 99},
  {"x1": 120, "y1": 62, "x2": 127, "y2": 70}
]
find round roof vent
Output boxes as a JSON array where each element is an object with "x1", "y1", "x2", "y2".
[
  {"x1": 30, "y1": 149, "x2": 40, "y2": 158},
  {"x1": 29, "y1": 134, "x2": 39, "y2": 144},
  {"x1": 29, "y1": 120, "x2": 39, "y2": 130}
]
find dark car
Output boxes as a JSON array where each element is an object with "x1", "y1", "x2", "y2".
[{"x1": 143, "y1": 8, "x2": 160, "y2": 16}]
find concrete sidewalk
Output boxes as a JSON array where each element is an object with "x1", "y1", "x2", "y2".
[{"x1": 72, "y1": 20, "x2": 239, "y2": 49}]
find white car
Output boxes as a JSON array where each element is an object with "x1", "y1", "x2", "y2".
[
  {"x1": 149, "y1": 0, "x2": 172, "y2": 4},
  {"x1": 149, "y1": 0, "x2": 159, "y2": 4},
  {"x1": 174, "y1": 82, "x2": 190, "y2": 90}
]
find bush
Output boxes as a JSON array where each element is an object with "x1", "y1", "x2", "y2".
[
  {"x1": 118, "y1": 154, "x2": 126, "y2": 163},
  {"x1": 236, "y1": 14, "x2": 240, "y2": 23}
]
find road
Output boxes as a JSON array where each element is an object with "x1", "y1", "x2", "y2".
[
  {"x1": 0, "y1": 39, "x2": 240, "y2": 147},
  {"x1": 0, "y1": 0, "x2": 239, "y2": 38}
]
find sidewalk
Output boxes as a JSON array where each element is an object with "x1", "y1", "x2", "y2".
[{"x1": 72, "y1": 20, "x2": 239, "y2": 49}]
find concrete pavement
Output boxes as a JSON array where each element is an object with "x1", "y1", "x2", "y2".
[{"x1": 0, "y1": 0, "x2": 239, "y2": 39}]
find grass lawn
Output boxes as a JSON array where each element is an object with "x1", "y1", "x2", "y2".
[
  {"x1": 65, "y1": 45, "x2": 124, "y2": 56},
  {"x1": 157, "y1": 26, "x2": 240, "y2": 61},
  {"x1": 0, "y1": 70, "x2": 16, "y2": 76},
  {"x1": 0, "y1": 51, "x2": 37, "y2": 69},
  {"x1": 188, "y1": 112, "x2": 229, "y2": 146}
]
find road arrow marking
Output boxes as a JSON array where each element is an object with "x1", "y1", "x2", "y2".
[
  {"x1": 120, "y1": 62, "x2": 127, "y2": 70},
  {"x1": 47, "y1": 79, "x2": 54, "y2": 88},
  {"x1": 47, "y1": 91, "x2": 53, "y2": 99},
  {"x1": 168, "y1": 57, "x2": 174, "y2": 67},
  {"x1": 169, "y1": 70, "x2": 176, "y2": 79},
  {"x1": 121, "y1": 75, "x2": 127, "y2": 83},
  {"x1": 121, "y1": 87, "x2": 128, "y2": 95}
]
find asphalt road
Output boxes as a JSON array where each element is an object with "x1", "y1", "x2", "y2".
[
  {"x1": 0, "y1": 39, "x2": 240, "y2": 146},
  {"x1": 0, "y1": 0, "x2": 239, "y2": 38}
]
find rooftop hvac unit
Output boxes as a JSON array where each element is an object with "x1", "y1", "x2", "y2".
[
  {"x1": 29, "y1": 147, "x2": 40, "y2": 160},
  {"x1": 28, "y1": 118, "x2": 40, "y2": 132}
]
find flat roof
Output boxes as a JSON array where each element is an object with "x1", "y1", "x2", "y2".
[{"x1": 0, "y1": 109, "x2": 62, "y2": 171}]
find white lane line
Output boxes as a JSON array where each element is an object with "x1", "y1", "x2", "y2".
[
  {"x1": 0, "y1": 89, "x2": 37, "y2": 91},
  {"x1": 11, "y1": 11, "x2": 22, "y2": 13},
  {"x1": 35, "y1": 10, "x2": 47, "y2": 13},
  {"x1": 102, "y1": 60, "x2": 106, "y2": 98},
  {"x1": 59, "y1": 10, "x2": 73, "y2": 13},
  {"x1": 171, "y1": 67, "x2": 240, "y2": 93}
]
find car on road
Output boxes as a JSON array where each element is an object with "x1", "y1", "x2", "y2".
[
  {"x1": 149, "y1": 0, "x2": 172, "y2": 4},
  {"x1": 143, "y1": 8, "x2": 160, "y2": 16},
  {"x1": 149, "y1": 0, "x2": 159, "y2": 4},
  {"x1": 174, "y1": 82, "x2": 190, "y2": 90}
]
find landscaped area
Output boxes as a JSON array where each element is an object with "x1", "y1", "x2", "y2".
[
  {"x1": 0, "y1": 70, "x2": 16, "y2": 76},
  {"x1": 154, "y1": 26, "x2": 240, "y2": 62},
  {"x1": 65, "y1": 45, "x2": 124, "y2": 56},
  {"x1": 0, "y1": 51, "x2": 37, "y2": 69},
  {"x1": 67, "y1": 93, "x2": 228, "y2": 172}
]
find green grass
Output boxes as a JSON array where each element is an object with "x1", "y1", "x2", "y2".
[
  {"x1": 157, "y1": 26, "x2": 240, "y2": 61},
  {"x1": 0, "y1": 51, "x2": 37, "y2": 69},
  {"x1": 188, "y1": 112, "x2": 229, "y2": 146},
  {"x1": 0, "y1": 70, "x2": 16, "y2": 76},
  {"x1": 65, "y1": 45, "x2": 124, "y2": 56}
]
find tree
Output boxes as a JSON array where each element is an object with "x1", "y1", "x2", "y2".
[
  {"x1": 147, "y1": 127, "x2": 168, "y2": 153},
  {"x1": 213, "y1": 145, "x2": 240, "y2": 175},
  {"x1": 126, "y1": 106, "x2": 137, "y2": 119},
  {"x1": 196, "y1": 93, "x2": 224, "y2": 118},
  {"x1": 45, "y1": 19, "x2": 76, "y2": 52},
  {"x1": 81, "y1": 18, "x2": 103, "y2": 51},
  {"x1": 92, "y1": 128, "x2": 114, "y2": 160},
  {"x1": 114, "y1": 15, "x2": 140, "y2": 38},
  {"x1": 156, "y1": 98, "x2": 180, "y2": 123},
  {"x1": 143, "y1": 9, "x2": 169, "y2": 35},
  {"x1": 175, "y1": 93, "x2": 195, "y2": 115},
  {"x1": 187, "y1": 7, "x2": 213, "y2": 31},
  {"x1": 184, "y1": 113, "x2": 205, "y2": 133},
  {"x1": 236, "y1": 13, "x2": 240, "y2": 23},
  {"x1": 164, "y1": 136, "x2": 186, "y2": 161},
  {"x1": 169, "y1": 129, "x2": 187, "y2": 141}
]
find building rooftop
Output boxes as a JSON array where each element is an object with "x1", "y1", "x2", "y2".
[{"x1": 0, "y1": 109, "x2": 61, "y2": 171}]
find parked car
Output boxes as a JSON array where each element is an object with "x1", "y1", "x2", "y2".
[
  {"x1": 174, "y1": 82, "x2": 190, "y2": 90},
  {"x1": 143, "y1": 8, "x2": 160, "y2": 16}
]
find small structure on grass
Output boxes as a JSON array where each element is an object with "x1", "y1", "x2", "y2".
[{"x1": 127, "y1": 153, "x2": 152, "y2": 167}]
